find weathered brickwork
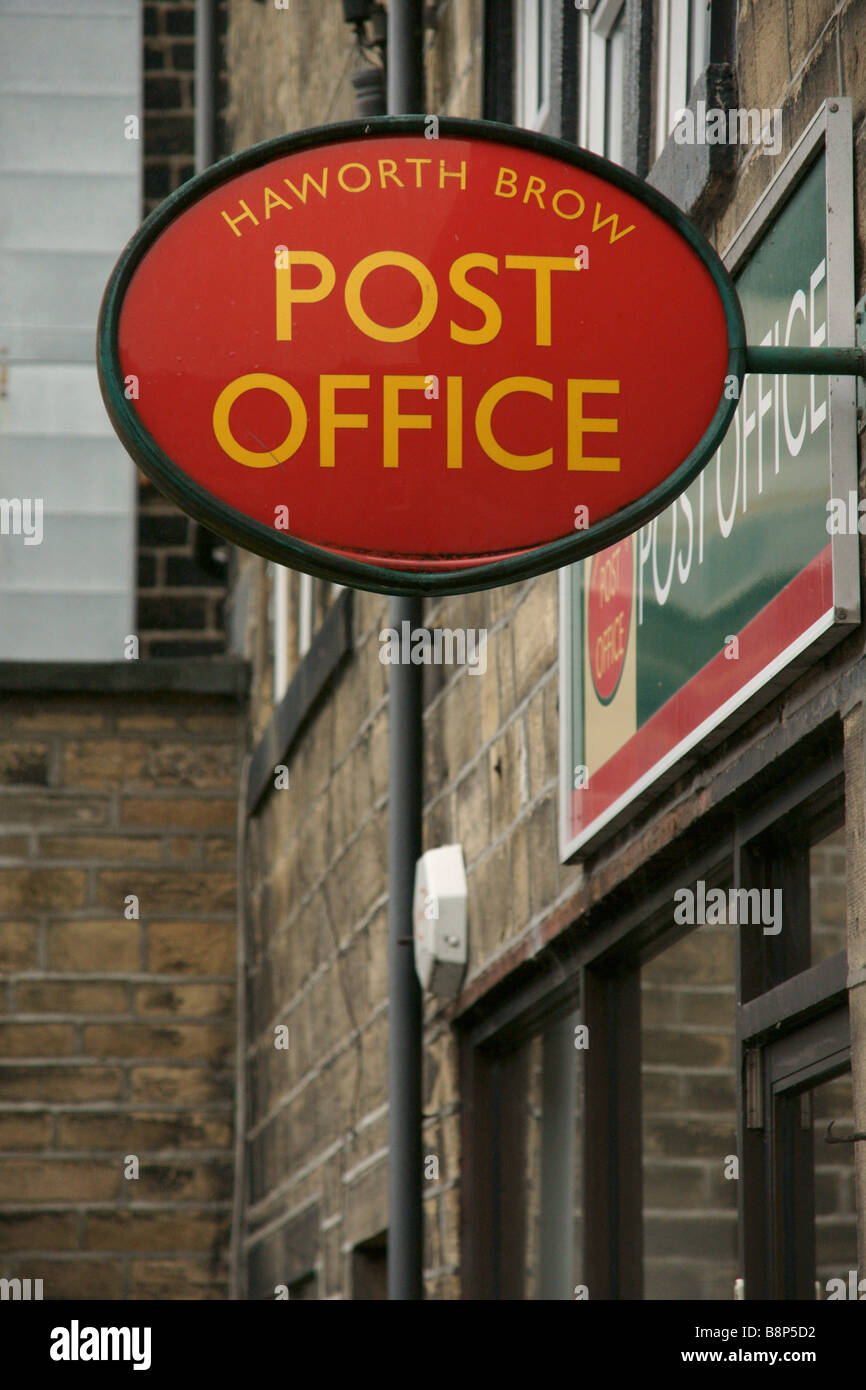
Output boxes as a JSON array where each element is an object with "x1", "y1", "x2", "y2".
[
  {"x1": 139, "y1": 0, "x2": 230, "y2": 659},
  {"x1": 0, "y1": 691, "x2": 244, "y2": 1299},
  {"x1": 137, "y1": 480, "x2": 229, "y2": 659},
  {"x1": 144, "y1": 0, "x2": 194, "y2": 217}
]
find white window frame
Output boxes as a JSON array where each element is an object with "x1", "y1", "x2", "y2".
[
  {"x1": 272, "y1": 567, "x2": 344, "y2": 705},
  {"x1": 578, "y1": 0, "x2": 627, "y2": 163},
  {"x1": 654, "y1": 0, "x2": 711, "y2": 160},
  {"x1": 514, "y1": 0, "x2": 552, "y2": 132}
]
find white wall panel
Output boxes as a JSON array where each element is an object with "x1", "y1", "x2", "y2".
[{"x1": 0, "y1": 0, "x2": 141, "y2": 659}]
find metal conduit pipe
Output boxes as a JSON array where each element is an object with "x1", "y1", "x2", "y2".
[{"x1": 386, "y1": 0, "x2": 426, "y2": 1303}]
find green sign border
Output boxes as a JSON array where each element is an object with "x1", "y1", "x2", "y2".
[
  {"x1": 558, "y1": 97, "x2": 859, "y2": 863},
  {"x1": 97, "y1": 115, "x2": 747, "y2": 597}
]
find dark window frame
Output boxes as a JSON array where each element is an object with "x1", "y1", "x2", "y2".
[
  {"x1": 460, "y1": 727, "x2": 847, "y2": 1299},
  {"x1": 736, "y1": 781, "x2": 850, "y2": 1300}
]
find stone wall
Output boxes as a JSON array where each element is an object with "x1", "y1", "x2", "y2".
[{"x1": 0, "y1": 677, "x2": 245, "y2": 1299}]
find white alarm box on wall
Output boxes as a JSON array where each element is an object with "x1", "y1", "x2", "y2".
[{"x1": 412, "y1": 845, "x2": 468, "y2": 998}]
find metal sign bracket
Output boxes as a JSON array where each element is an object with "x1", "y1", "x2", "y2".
[{"x1": 744, "y1": 344, "x2": 866, "y2": 378}]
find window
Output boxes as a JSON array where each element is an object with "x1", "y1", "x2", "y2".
[
  {"x1": 461, "y1": 992, "x2": 584, "y2": 1299},
  {"x1": 465, "y1": 734, "x2": 852, "y2": 1301},
  {"x1": 514, "y1": 0, "x2": 552, "y2": 131},
  {"x1": 524, "y1": 1012, "x2": 584, "y2": 1298},
  {"x1": 736, "y1": 779, "x2": 852, "y2": 1299},
  {"x1": 578, "y1": 0, "x2": 627, "y2": 163},
  {"x1": 271, "y1": 566, "x2": 343, "y2": 703},
  {"x1": 654, "y1": 0, "x2": 710, "y2": 160},
  {"x1": 351, "y1": 1232, "x2": 387, "y2": 1300}
]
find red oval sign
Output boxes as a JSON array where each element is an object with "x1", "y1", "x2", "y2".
[
  {"x1": 98, "y1": 117, "x2": 745, "y2": 595},
  {"x1": 587, "y1": 537, "x2": 632, "y2": 703}
]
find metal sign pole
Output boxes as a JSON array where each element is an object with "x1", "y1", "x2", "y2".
[{"x1": 386, "y1": 0, "x2": 425, "y2": 1303}]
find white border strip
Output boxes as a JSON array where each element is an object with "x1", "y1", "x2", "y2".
[{"x1": 566, "y1": 606, "x2": 835, "y2": 856}]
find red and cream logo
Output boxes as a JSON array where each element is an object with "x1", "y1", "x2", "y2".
[{"x1": 587, "y1": 536, "x2": 632, "y2": 703}]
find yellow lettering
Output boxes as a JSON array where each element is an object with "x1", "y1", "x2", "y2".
[
  {"x1": 337, "y1": 162, "x2": 371, "y2": 192},
  {"x1": 449, "y1": 254, "x2": 501, "y2": 345},
  {"x1": 345, "y1": 251, "x2": 438, "y2": 342},
  {"x1": 378, "y1": 158, "x2": 404, "y2": 188},
  {"x1": 591, "y1": 203, "x2": 635, "y2": 243},
  {"x1": 552, "y1": 187, "x2": 585, "y2": 219},
  {"x1": 263, "y1": 186, "x2": 292, "y2": 218},
  {"x1": 282, "y1": 169, "x2": 328, "y2": 202},
  {"x1": 447, "y1": 376, "x2": 463, "y2": 469},
  {"x1": 476, "y1": 377, "x2": 553, "y2": 470},
  {"x1": 275, "y1": 251, "x2": 335, "y2": 341},
  {"x1": 522, "y1": 175, "x2": 546, "y2": 208},
  {"x1": 405, "y1": 157, "x2": 432, "y2": 186},
  {"x1": 494, "y1": 167, "x2": 518, "y2": 198},
  {"x1": 439, "y1": 159, "x2": 467, "y2": 189},
  {"x1": 212, "y1": 374, "x2": 307, "y2": 468},
  {"x1": 319, "y1": 375, "x2": 369, "y2": 468},
  {"x1": 221, "y1": 199, "x2": 260, "y2": 238},
  {"x1": 504, "y1": 255, "x2": 576, "y2": 346},
  {"x1": 382, "y1": 376, "x2": 432, "y2": 468},
  {"x1": 567, "y1": 379, "x2": 620, "y2": 470}
]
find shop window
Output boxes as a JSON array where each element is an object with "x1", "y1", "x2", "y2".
[
  {"x1": 743, "y1": 1005, "x2": 851, "y2": 1299},
  {"x1": 653, "y1": 0, "x2": 710, "y2": 160},
  {"x1": 461, "y1": 1001, "x2": 584, "y2": 1299},
  {"x1": 641, "y1": 897, "x2": 738, "y2": 1299},
  {"x1": 739, "y1": 780, "x2": 845, "y2": 993},
  {"x1": 735, "y1": 771, "x2": 851, "y2": 1298},
  {"x1": 578, "y1": 0, "x2": 627, "y2": 163},
  {"x1": 465, "y1": 743, "x2": 849, "y2": 1300},
  {"x1": 584, "y1": 747, "x2": 849, "y2": 1300},
  {"x1": 514, "y1": 0, "x2": 552, "y2": 132},
  {"x1": 523, "y1": 1013, "x2": 584, "y2": 1298},
  {"x1": 813, "y1": 1073, "x2": 858, "y2": 1294}
]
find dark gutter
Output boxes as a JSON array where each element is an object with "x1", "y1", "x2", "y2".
[{"x1": 385, "y1": 0, "x2": 425, "y2": 1303}]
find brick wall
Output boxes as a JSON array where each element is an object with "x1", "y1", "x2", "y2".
[
  {"x1": 144, "y1": 0, "x2": 193, "y2": 217},
  {"x1": 139, "y1": 0, "x2": 230, "y2": 659},
  {"x1": 0, "y1": 686, "x2": 244, "y2": 1299},
  {"x1": 137, "y1": 481, "x2": 229, "y2": 659}
]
